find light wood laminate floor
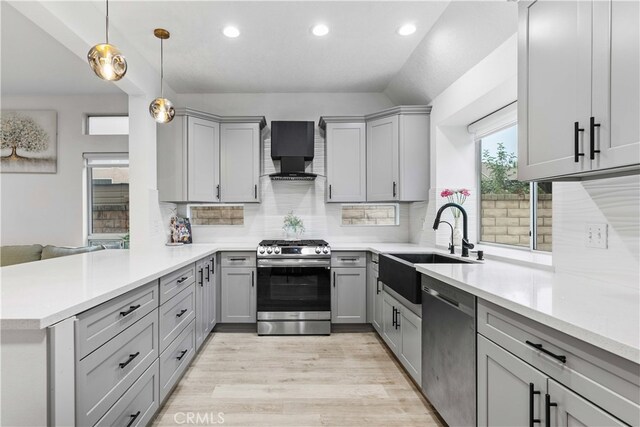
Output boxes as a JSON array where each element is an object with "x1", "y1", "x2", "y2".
[{"x1": 153, "y1": 332, "x2": 444, "y2": 427}]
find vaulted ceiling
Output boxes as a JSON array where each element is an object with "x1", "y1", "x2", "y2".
[{"x1": 2, "y1": 1, "x2": 517, "y2": 103}]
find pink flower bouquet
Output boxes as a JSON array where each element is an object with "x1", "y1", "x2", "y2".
[{"x1": 440, "y1": 188, "x2": 471, "y2": 218}]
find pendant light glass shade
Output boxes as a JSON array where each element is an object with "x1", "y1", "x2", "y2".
[
  {"x1": 149, "y1": 28, "x2": 175, "y2": 124},
  {"x1": 149, "y1": 97, "x2": 175, "y2": 123},
  {"x1": 87, "y1": 0, "x2": 127, "y2": 81}
]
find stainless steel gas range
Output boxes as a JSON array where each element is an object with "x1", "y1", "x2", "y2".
[{"x1": 256, "y1": 239, "x2": 331, "y2": 335}]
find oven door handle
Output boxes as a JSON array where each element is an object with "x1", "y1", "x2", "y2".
[{"x1": 257, "y1": 259, "x2": 331, "y2": 268}]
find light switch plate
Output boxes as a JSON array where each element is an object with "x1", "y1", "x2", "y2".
[{"x1": 586, "y1": 223, "x2": 608, "y2": 248}]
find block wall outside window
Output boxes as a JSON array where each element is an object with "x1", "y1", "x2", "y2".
[
  {"x1": 341, "y1": 204, "x2": 398, "y2": 226},
  {"x1": 190, "y1": 206, "x2": 244, "y2": 225}
]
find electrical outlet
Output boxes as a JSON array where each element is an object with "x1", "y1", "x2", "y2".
[{"x1": 586, "y1": 223, "x2": 608, "y2": 248}]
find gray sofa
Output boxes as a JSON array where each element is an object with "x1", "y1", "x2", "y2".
[{"x1": 0, "y1": 244, "x2": 105, "y2": 267}]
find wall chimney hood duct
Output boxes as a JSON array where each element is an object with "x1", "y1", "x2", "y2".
[{"x1": 269, "y1": 121, "x2": 317, "y2": 180}]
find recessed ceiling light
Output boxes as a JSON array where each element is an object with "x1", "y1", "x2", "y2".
[
  {"x1": 397, "y1": 23, "x2": 417, "y2": 36},
  {"x1": 311, "y1": 24, "x2": 329, "y2": 37},
  {"x1": 223, "y1": 26, "x2": 240, "y2": 38}
]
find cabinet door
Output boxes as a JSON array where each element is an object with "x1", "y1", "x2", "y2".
[
  {"x1": 206, "y1": 255, "x2": 217, "y2": 332},
  {"x1": 221, "y1": 268, "x2": 256, "y2": 323},
  {"x1": 326, "y1": 122, "x2": 366, "y2": 202},
  {"x1": 592, "y1": 0, "x2": 640, "y2": 171},
  {"x1": 398, "y1": 308, "x2": 421, "y2": 385},
  {"x1": 518, "y1": 0, "x2": 592, "y2": 180},
  {"x1": 188, "y1": 117, "x2": 220, "y2": 202},
  {"x1": 220, "y1": 123, "x2": 260, "y2": 203},
  {"x1": 547, "y1": 379, "x2": 626, "y2": 427},
  {"x1": 373, "y1": 282, "x2": 384, "y2": 334},
  {"x1": 331, "y1": 268, "x2": 366, "y2": 323},
  {"x1": 381, "y1": 292, "x2": 401, "y2": 353},
  {"x1": 478, "y1": 335, "x2": 548, "y2": 427},
  {"x1": 194, "y1": 260, "x2": 206, "y2": 349},
  {"x1": 367, "y1": 115, "x2": 399, "y2": 201}
]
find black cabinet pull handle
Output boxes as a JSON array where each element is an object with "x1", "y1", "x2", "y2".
[
  {"x1": 206, "y1": 264, "x2": 210, "y2": 281},
  {"x1": 119, "y1": 351, "x2": 140, "y2": 369},
  {"x1": 199, "y1": 268, "x2": 204, "y2": 286},
  {"x1": 177, "y1": 276, "x2": 188, "y2": 284},
  {"x1": 251, "y1": 270, "x2": 255, "y2": 287},
  {"x1": 395, "y1": 307, "x2": 400, "y2": 329},
  {"x1": 229, "y1": 257, "x2": 247, "y2": 261},
  {"x1": 126, "y1": 411, "x2": 141, "y2": 427},
  {"x1": 176, "y1": 308, "x2": 188, "y2": 318},
  {"x1": 376, "y1": 278, "x2": 381, "y2": 295},
  {"x1": 544, "y1": 394, "x2": 557, "y2": 427},
  {"x1": 210, "y1": 258, "x2": 215, "y2": 274},
  {"x1": 526, "y1": 340, "x2": 567, "y2": 363},
  {"x1": 333, "y1": 271, "x2": 336, "y2": 287},
  {"x1": 120, "y1": 304, "x2": 140, "y2": 317},
  {"x1": 329, "y1": 184, "x2": 332, "y2": 199},
  {"x1": 340, "y1": 258, "x2": 358, "y2": 262},
  {"x1": 529, "y1": 383, "x2": 541, "y2": 426},
  {"x1": 392, "y1": 307, "x2": 396, "y2": 327},
  {"x1": 216, "y1": 184, "x2": 220, "y2": 200},
  {"x1": 392, "y1": 181, "x2": 397, "y2": 198},
  {"x1": 176, "y1": 349, "x2": 188, "y2": 361},
  {"x1": 254, "y1": 184, "x2": 258, "y2": 199},
  {"x1": 590, "y1": 116, "x2": 601, "y2": 159},
  {"x1": 574, "y1": 122, "x2": 585, "y2": 162}
]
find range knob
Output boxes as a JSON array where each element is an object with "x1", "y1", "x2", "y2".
[
  {"x1": 274, "y1": 247, "x2": 281, "y2": 254},
  {"x1": 258, "y1": 247, "x2": 265, "y2": 254},
  {"x1": 315, "y1": 247, "x2": 321, "y2": 254},
  {"x1": 322, "y1": 247, "x2": 329, "y2": 254},
  {"x1": 266, "y1": 247, "x2": 273, "y2": 254}
]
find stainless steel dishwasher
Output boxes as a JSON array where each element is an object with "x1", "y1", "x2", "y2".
[{"x1": 421, "y1": 275, "x2": 476, "y2": 427}]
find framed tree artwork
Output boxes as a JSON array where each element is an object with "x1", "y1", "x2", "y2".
[{"x1": 1, "y1": 110, "x2": 57, "y2": 173}]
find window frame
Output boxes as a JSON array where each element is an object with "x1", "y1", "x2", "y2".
[
  {"x1": 473, "y1": 109, "x2": 551, "y2": 253},
  {"x1": 84, "y1": 152, "x2": 129, "y2": 240},
  {"x1": 85, "y1": 114, "x2": 129, "y2": 136}
]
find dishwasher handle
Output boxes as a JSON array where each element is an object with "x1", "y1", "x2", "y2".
[{"x1": 423, "y1": 286, "x2": 474, "y2": 317}]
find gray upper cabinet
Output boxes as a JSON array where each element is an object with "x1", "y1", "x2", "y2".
[
  {"x1": 477, "y1": 334, "x2": 548, "y2": 427},
  {"x1": 220, "y1": 122, "x2": 263, "y2": 203},
  {"x1": 320, "y1": 118, "x2": 367, "y2": 202},
  {"x1": 331, "y1": 267, "x2": 366, "y2": 323},
  {"x1": 366, "y1": 107, "x2": 430, "y2": 202},
  {"x1": 518, "y1": 0, "x2": 639, "y2": 181},
  {"x1": 157, "y1": 108, "x2": 266, "y2": 202}
]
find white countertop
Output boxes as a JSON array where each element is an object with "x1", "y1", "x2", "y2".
[{"x1": 416, "y1": 262, "x2": 640, "y2": 364}]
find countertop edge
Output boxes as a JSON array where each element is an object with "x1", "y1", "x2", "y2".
[{"x1": 415, "y1": 264, "x2": 640, "y2": 365}]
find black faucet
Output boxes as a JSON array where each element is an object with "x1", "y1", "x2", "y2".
[
  {"x1": 433, "y1": 202, "x2": 475, "y2": 257},
  {"x1": 434, "y1": 220, "x2": 455, "y2": 254}
]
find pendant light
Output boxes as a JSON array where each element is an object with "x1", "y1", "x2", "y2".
[
  {"x1": 87, "y1": 0, "x2": 127, "y2": 81},
  {"x1": 149, "y1": 28, "x2": 175, "y2": 124}
]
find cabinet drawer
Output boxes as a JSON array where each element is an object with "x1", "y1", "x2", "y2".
[
  {"x1": 94, "y1": 360, "x2": 160, "y2": 427},
  {"x1": 220, "y1": 252, "x2": 256, "y2": 268},
  {"x1": 76, "y1": 309, "x2": 159, "y2": 427},
  {"x1": 478, "y1": 300, "x2": 640, "y2": 426},
  {"x1": 159, "y1": 284, "x2": 196, "y2": 352},
  {"x1": 76, "y1": 281, "x2": 158, "y2": 360},
  {"x1": 331, "y1": 252, "x2": 366, "y2": 268},
  {"x1": 160, "y1": 264, "x2": 196, "y2": 304},
  {"x1": 160, "y1": 319, "x2": 195, "y2": 402}
]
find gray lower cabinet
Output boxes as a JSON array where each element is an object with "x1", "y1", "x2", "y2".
[
  {"x1": 205, "y1": 255, "x2": 217, "y2": 333},
  {"x1": 221, "y1": 264, "x2": 256, "y2": 323},
  {"x1": 159, "y1": 319, "x2": 196, "y2": 402},
  {"x1": 477, "y1": 334, "x2": 548, "y2": 427},
  {"x1": 548, "y1": 379, "x2": 626, "y2": 427},
  {"x1": 367, "y1": 255, "x2": 383, "y2": 333},
  {"x1": 76, "y1": 309, "x2": 159, "y2": 426},
  {"x1": 95, "y1": 360, "x2": 160, "y2": 427},
  {"x1": 331, "y1": 267, "x2": 366, "y2": 323},
  {"x1": 159, "y1": 284, "x2": 195, "y2": 353},
  {"x1": 379, "y1": 290, "x2": 421, "y2": 385},
  {"x1": 195, "y1": 259, "x2": 206, "y2": 349}
]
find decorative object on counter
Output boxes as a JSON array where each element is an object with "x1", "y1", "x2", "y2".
[
  {"x1": 87, "y1": 0, "x2": 127, "y2": 81},
  {"x1": 440, "y1": 188, "x2": 470, "y2": 247},
  {"x1": 170, "y1": 216, "x2": 192, "y2": 244},
  {"x1": 1, "y1": 110, "x2": 57, "y2": 173},
  {"x1": 282, "y1": 211, "x2": 305, "y2": 239},
  {"x1": 149, "y1": 28, "x2": 175, "y2": 123},
  {"x1": 122, "y1": 232, "x2": 130, "y2": 249}
]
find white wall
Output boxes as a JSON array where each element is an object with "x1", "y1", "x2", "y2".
[
  {"x1": 1, "y1": 95, "x2": 128, "y2": 246},
  {"x1": 174, "y1": 92, "x2": 412, "y2": 244},
  {"x1": 410, "y1": 34, "x2": 518, "y2": 247},
  {"x1": 554, "y1": 176, "x2": 640, "y2": 287}
]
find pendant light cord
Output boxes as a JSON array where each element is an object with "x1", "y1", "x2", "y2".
[
  {"x1": 105, "y1": 0, "x2": 109, "y2": 44},
  {"x1": 160, "y1": 38, "x2": 164, "y2": 98}
]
